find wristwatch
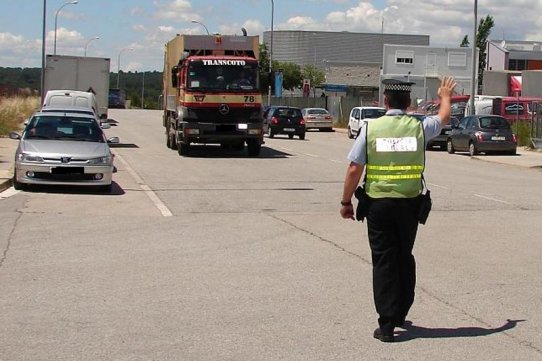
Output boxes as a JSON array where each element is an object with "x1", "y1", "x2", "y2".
[{"x1": 340, "y1": 200, "x2": 352, "y2": 206}]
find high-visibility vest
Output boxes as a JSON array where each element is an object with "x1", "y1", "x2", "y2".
[{"x1": 365, "y1": 115, "x2": 425, "y2": 198}]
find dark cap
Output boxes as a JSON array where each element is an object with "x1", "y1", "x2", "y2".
[{"x1": 382, "y1": 78, "x2": 415, "y2": 93}]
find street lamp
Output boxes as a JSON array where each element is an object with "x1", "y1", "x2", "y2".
[
  {"x1": 54, "y1": 0, "x2": 78, "y2": 55},
  {"x1": 116, "y1": 47, "x2": 134, "y2": 88},
  {"x1": 191, "y1": 20, "x2": 210, "y2": 35},
  {"x1": 41, "y1": 0, "x2": 47, "y2": 104},
  {"x1": 469, "y1": 0, "x2": 478, "y2": 115},
  {"x1": 268, "y1": 0, "x2": 274, "y2": 105},
  {"x1": 84, "y1": 36, "x2": 99, "y2": 56}
]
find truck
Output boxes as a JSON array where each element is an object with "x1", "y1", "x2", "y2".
[
  {"x1": 163, "y1": 34, "x2": 264, "y2": 156},
  {"x1": 44, "y1": 54, "x2": 110, "y2": 120},
  {"x1": 464, "y1": 95, "x2": 542, "y2": 123}
]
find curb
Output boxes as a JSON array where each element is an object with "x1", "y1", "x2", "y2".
[{"x1": 0, "y1": 177, "x2": 12, "y2": 193}]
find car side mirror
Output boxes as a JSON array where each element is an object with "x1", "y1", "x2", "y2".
[
  {"x1": 8, "y1": 131, "x2": 21, "y2": 140},
  {"x1": 107, "y1": 136, "x2": 120, "y2": 144},
  {"x1": 100, "y1": 122, "x2": 111, "y2": 129}
]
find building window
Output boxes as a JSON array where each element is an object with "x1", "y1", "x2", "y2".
[
  {"x1": 509, "y1": 59, "x2": 527, "y2": 70},
  {"x1": 395, "y1": 50, "x2": 414, "y2": 65},
  {"x1": 448, "y1": 52, "x2": 467, "y2": 67}
]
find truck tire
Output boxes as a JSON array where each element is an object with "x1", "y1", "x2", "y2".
[{"x1": 247, "y1": 139, "x2": 261, "y2": 156}]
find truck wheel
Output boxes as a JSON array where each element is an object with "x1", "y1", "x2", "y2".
[
  {"x1": 178, "y1": 143, "x2": 190, "y2": 156},
  {"x1": 247, "y1": 139, "x2": 261, "y2": 156}
]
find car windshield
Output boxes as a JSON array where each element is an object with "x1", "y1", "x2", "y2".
[
  {"x1": 479, "y1": 116, "x2": 510, "y2": 130},
  {"x1": 187, "y1": 60, "x2": 259, "y2": 91},
  {"x1": 24, "y1": 115, "x2": 104, "y2": 142}
]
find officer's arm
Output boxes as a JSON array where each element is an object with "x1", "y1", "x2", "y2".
[{"x1": 342, "y1": 162, "x2": 364, "y2": 205}]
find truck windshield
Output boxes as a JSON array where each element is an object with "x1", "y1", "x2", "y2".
[{"x1": 187, "y1": 60, "x2": 259, "y2": 91}]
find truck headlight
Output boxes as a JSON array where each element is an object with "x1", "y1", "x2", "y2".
[{"x1": 18, "y1": 153, "x2": 44, "y2": 163}]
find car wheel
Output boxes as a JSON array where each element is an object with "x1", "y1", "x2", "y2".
[
  {"x1": 446, "y1": 139, "x2": 455, "y2": 154},
  {"x1": 268, "y1": 127, "x2": 274, "y2": 138},
  {"x1": 507, "y1": 148, "x2": 517, "y2": 156},
  {"x1": 347, "y1": 126, "x2": 354, "y2": 139},
  {"x1": 288, "y1": 134, "x2": 294, "y2": 139},
  {"x1": 468, "y1": 141, "x2": 478, "y2": 156},
  {"x1": 166, "y1": 131, "x2": 171, "y2": 149},
  {"x1": 12, "y1": 171, "x2": 25, "y2": 191},
  {"x1": 170, "y1": 133, "x2": 178, "y2": 150},
  {"x1": 299, "y1": 132, "x2": 306, "y2": 140}
]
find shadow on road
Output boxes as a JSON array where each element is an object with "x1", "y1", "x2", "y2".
[
  {"x1": 396, "y1": 319, "x2": 525, "y2": 342},
  {"x1": 178, "y1": 145, "x2": 292, "y2": 159}
]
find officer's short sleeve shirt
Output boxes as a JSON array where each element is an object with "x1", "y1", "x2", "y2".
[{"x1": 347, "y1": 109, "x2": 442, "y2": 165}]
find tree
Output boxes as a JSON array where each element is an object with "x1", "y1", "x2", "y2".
[
  {"x1": 461, "y1": 15, "x2": 495, "y2": 92},
  {"x1": 302, "y1": 64, "x2": 326, "y2": 97},
  {"x1": 275, "y1": 61, "x2": 302, "y2": 91},
  {"x1": 460, "y1": 35, "x2": 470, "y2": 47}
]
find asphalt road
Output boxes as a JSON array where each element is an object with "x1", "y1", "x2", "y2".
[{"x1": 1, "y1": 109, "x2": 542, "y2": 360}]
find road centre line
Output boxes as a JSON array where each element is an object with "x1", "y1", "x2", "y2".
[
  {"x1": 115, "y1": 153, "x2": 173, "y2": 217},
  {"x1": 473, "y1": 193, "x2": 512, "y2": 205}
]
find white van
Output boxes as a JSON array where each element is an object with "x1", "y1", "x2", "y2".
[
  {"x1": 42, "y1": 90, "x2": 100, "y2": 119},
  {"x1": 347, "y1": 106, "x2": 386, "y2": 139}
]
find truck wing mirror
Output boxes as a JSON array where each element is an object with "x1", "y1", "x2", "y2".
[{"x1": 171, "y1": 66, "x2": 179, "y2": 88}]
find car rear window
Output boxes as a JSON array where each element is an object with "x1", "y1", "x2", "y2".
[
  {"x1": 275, "y1": 108, "x2": 302, "y2": 117},
  {"x1": 363, "y1": 109, "x2": 386, "y2": 118},
  {"x1": 307, "y1": 109, "x2": 328, "y2": 115},
  {"x1": 479, "y1": 117, "x2": 510, "y2": 129}
]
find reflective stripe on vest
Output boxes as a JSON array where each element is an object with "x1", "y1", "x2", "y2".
[{"x1": 365, "y1": 115, "x2": 425, "y2": 198}]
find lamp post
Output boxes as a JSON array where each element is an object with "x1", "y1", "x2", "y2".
[
  {"x1": 84, "y1": 36, "x2": 99, "y2": 56},
  {"x1": 267, "y1": 0, "x2": 274, "y2": 105},
  {"x1": 117, "y1": 47, "x2": 133, "y2": 88},
  {"x1": 41, "y1": 0, "x2": 47, "y2": 104},
  {"x1": 54, "y1": 0, "x2": 78, "y2": 55},
  {"x1": 469, "y1": 0, "x2": 478, "y2": 115},
  {"x1": 191, "y1": 20, "x2": 210, "y2": 35}
]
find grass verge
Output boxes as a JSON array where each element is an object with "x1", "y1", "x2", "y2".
[{"x1": 0, "y1": 96, "x2": 40, "y2": 136}]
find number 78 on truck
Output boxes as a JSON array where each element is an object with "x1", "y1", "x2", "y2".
[{"x1": 163, "y1": 34, "x2": 264, "y2": 156}]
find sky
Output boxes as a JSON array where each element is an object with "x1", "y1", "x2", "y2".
[{"x1": 1, "y1": 0, "x2": 542, "y2": 72}]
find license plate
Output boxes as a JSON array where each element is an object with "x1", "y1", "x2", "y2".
[
  {"x1": 283, "y1": 128, "x2": 295, "y2": 132},
  {"x1": 51, "y1": 167, "x2": 84, "y2": 174},
  {"x1": 491, "y1": 136, "x2": 506, "y2": 141}
]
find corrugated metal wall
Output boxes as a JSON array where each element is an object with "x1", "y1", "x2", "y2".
[{"x1": 263, "y1": 30, "x2": 429, "y2": 69}]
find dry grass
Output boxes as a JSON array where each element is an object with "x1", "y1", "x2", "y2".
[{"x1": 0, "y1": 96, "x2": 40, "y2": 136}]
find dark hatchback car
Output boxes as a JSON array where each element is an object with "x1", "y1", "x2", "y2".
[
  {"x1": 426, "y1": 116, "x2": 460, "y2": 150},
  {"x1": 264, "y1": 106, "x2": 306, "y2": 140},
  {"x1": 446, "y1": 115, "x2": 517, "y2": 156}
]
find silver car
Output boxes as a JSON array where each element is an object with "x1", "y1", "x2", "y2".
[
  {"x1": 301, "y1": 108, "x2": 334, "y2": 131},
  {"x1": 9, "y1": 111, "x2": 119, "y2": 192}
]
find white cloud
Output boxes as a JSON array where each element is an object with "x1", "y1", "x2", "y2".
[
  {"x1": 153, "y1": 0, "x2": 200, "y2": 22},
  {"x1": 133, "y1": 25, "x2": 146, "y2": 32}
]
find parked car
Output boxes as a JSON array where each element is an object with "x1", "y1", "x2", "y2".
[
  {"x1": 264, "y1": 106, "x2": 306, "y2": 140},
  {"x1": 446, "y1": 115, "x2": 517, "y2": 156},
  {"x1": 426, "y1": 116, "x2": 460, "y2": 150},
  {"x1": 301, "y1": 107, "x2": 333, "y2": 131},
  {"x1": 347, "y1": 106, "x2": 386, "y2": 138},
  {"x1": 8, "y1": 111, "x2": 119, "y2": 192},
  {"x1": 42, "y1": 90, "x2": 102, "y2": 119},
  {"x1": 39, "y1": 106, "x2": 111, "y2": 129}
]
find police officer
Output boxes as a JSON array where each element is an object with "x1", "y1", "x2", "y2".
[{"x1": 340, "y1": 76, "x2": 457, "y2": 342}]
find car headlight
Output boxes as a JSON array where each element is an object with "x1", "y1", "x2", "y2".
[
  {"x1": 18, "y1": 153, "x2": 44, "y2": 162},
  {"x1": 88, "y1": 155, "x2": 113, "y2": 165}
]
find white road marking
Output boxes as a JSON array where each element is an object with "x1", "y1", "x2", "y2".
[
  {"x1": 427, "y1": 182, "x2": 450, "y2": 190},
  {"x1": 330, "y1": 159, "x2": 344, "y2": 163},
  {"x1": 115, "y1": 153, "x2": 173, "y2": 217},
  {"x1": 473, "y1": 194, "x2": 512, "y2": 205},
  {"x1": 303, "y1": 153, "x2": 318, "y2": 158}
]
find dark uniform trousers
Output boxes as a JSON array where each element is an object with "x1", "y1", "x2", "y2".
[{"x1": 366, "y1": 196, "x2": 421, "y2": 334}]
